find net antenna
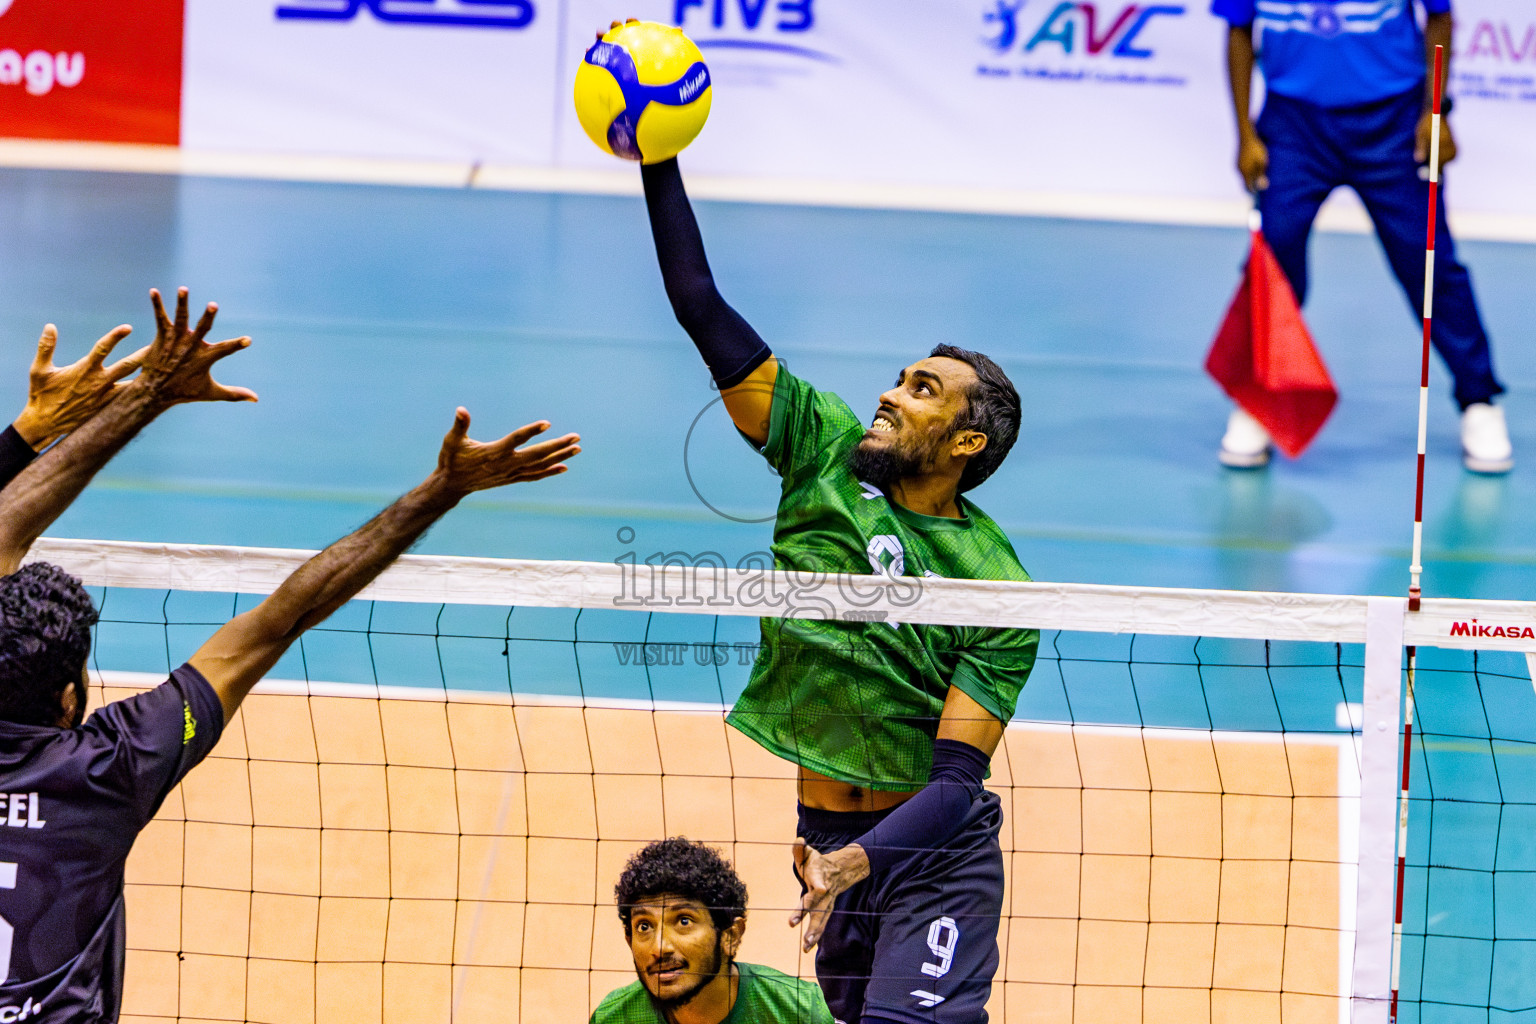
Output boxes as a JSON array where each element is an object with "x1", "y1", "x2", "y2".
[{"x1": 1392, "y1": 41, "x2": 1446, "y2": 1024}]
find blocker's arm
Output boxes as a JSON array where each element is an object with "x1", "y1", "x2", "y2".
[
  {"x1": 0, "y1": 290, "x2": 254, "y2": 574},
  {"x1": 189, "y1": 411, "x2": 580, "y2": 724},
  {"x1": 640, "y1": 157, "x2": 777, "y2": 444}
]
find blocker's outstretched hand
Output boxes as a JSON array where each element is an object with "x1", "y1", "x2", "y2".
[
  {"x1": 433, "y1": 408, "x2": 581, "y2": 497},
  {"x1": 139, "y1": 287, "x2": 257, "y2": 406},
  {"x1": 13, "y1": 323, "x2": 146, "y2": 449},
  {"x1": 790, "y1": 838, "x2": 871, "y2": 952}
]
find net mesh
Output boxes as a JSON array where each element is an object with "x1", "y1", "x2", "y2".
[
  {"x1": 1397, "y1": 648, "x2": 1536, "y2": 1024},
  {"x1": 26, "y1": 540, "x2": 1535, "y2": 1023}
]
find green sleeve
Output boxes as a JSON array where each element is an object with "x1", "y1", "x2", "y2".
[
  {"x1": 950, "y1": 626, "x2": 1039, "y2": 723},
  {"x1": 757, "y1": 367, "x2": 864, "y2": 478}
]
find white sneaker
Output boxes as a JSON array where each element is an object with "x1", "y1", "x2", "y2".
[
  {"x1": 1461, "y1": 402, "x2": 1513, "y2": 474},
  {"x1": 1219, "y1": 407, "x2": 1272, "y2": 468}
]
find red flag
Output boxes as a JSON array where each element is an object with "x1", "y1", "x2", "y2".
[{"x1": 1205, "y1": 228, "x2": 1338, "y2": 458}]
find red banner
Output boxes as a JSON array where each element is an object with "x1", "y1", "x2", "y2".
[{"x1": 0, "y1": 0, "x2": 183, "y2": 145}]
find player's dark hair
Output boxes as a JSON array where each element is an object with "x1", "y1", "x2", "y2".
[
  {"x1": 0, "y1": 563, "x2": 97, "y2": 728},
  {"x1": 615, "y1": 837, "x2": 748, "y2": 936},
  {"x1": 930, "y1": 343, "x2": 1021, "y2": 491}
]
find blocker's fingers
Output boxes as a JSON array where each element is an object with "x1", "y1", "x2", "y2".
[
  {"x1": 503, "y1": 420, "x2": 553, "y2": 448},
  {"x1": 212, "y1": 383, "x2": 259, "y2": 403},
  {"x1": 204, "y1": 337, "x2": 251, "y2": 363},
  {"x1": 172, "y1": 288, "x2": 191, "y2": 338},
  {"x1": 520, "y1": 465, "x2": 571, "y2": 484},
  {"x1": 32, "y1": 325, "x2": 59, "y2": 371},
  {"x1": 190, "y1": 302, "x2": 219, "y2": 343},
  {"x1": 443, "y1": 407, "x2": 472, "y2": 446},
  {"x1": 512, "y1": 433, "x2": 580, "y2": 459},
  {"x1": 106, "y1": 344, "x2": 150, "y2": 383},
  {"x1": 515, "y1": 444, "x2": 583, "y2": 475},
  {"x1": 149, "y1": 289, "x2": 171, "y2": 333},
  {"x1": 90, "y1": 325, "x2": 134, "y2": 364}
]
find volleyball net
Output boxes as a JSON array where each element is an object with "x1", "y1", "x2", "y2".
[{"x1": 26, "y1": 538, "x2": 1536, "y2": 1024}]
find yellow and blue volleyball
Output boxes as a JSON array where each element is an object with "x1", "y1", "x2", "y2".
[{"x1": 574, "y1": 20, "x2": 712, "y2": 164}]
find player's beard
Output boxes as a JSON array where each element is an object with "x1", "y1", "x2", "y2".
[
  {"x1": 849, "y1": 429, "x2": 943, "y2": 490},
  {"x1": 641, "y1": 933, "x2": 729, "y2": 1012}
]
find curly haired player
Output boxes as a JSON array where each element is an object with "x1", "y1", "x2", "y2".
[
  {"x1": 592, "y1": 838, "x2": 832, "y2": 1024},
  {"x1": 0, "y1": 289, "x2": 579, "y2": 1023}
]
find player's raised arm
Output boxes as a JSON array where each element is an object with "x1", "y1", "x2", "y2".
[
  {"x1": 640, "y1": 157, "x2": 777, "y2": 444},
  {"x1": 188, "y1": 410, "x2": 580, "y2": 723},
  {"x1": 0, "y1": 288, "x2": 254, "y2": 574},
  {"x1": 0, "y1": 323, "x2": 148, "y2": 491}
]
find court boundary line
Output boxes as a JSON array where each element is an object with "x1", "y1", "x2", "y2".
[{"x1": 3, "y1": 139, "x2": 1534, "y2": 243}]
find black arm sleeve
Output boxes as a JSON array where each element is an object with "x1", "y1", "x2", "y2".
[
  {"x1": 640, "y1": 159, "x2": 771, "y2": 389},
  {"x1": 0, "y1": 425, "x2": 37, "y2": 492},
  {"x1": 851, "y1": 738, "x2": 990, "y2": 874}
]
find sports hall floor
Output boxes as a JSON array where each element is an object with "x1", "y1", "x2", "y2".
[
  {"x1": 3, "y1": 167, "x2": 1533, "y2": 1022},
  {"x1": 2, "y1": 166, "x2": 1533, "y2": 602}
]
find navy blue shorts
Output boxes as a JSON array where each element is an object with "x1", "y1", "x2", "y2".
[{"x1": 798, "y1": 790, "x2": 1005, "y2": 1024}]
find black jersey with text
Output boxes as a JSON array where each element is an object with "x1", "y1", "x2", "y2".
[{"x1": 0, "y1": 664, "x2": 223, "y2": 1023}]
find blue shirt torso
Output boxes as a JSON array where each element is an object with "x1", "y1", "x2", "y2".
[
  {"x1": 1211, "y1": 0, "x2": 1448, "y2": 107},
  {"x1": 0, "y1": 666, "x2": 223, "y2": 1023}
]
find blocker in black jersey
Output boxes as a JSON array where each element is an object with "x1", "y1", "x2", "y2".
[
  {"x1": 0, "y1": 287, "x2": 580, "y2": 1022},
  {"x1": 0, "y1": 665, "x2": 222, "y2": 1022}
]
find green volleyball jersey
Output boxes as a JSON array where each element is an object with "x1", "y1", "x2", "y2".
[
  {"x1": 589, "y1": 962, "x2": 834, "y2": 1024},
  {"x1": 725, "y1": 367, "x2": 1039, "y2": 790}
]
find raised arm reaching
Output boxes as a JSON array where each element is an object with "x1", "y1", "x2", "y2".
[
  {"x1": 0, "y1": 288, "x2": 254, "y2": 573},
  {"x1": 640, "y1": 157, "x2": 777, "y2": 443},
  {"x1": 189, "y1": 409, "x2": 580, "y2": 722}
]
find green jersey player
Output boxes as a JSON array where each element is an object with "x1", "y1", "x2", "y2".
[
  {"x1": 639, "y1": 154, "x2": 1037, "y2": 1024},
  {"x1": 592, "y1": 838, "x2": 833, "y2": 1024}
]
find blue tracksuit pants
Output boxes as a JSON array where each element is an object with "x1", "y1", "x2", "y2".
[{"x1": 1256, "y1": 86, "x2": 1503, "y2": 409}]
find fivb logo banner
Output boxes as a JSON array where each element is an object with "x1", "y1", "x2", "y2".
[
  {"x1": 556, "y1": 0, "x2": 1234, "y2": 198},
  {"x1": 0, "y1": 0, "x2": 182, "y2": 144}
]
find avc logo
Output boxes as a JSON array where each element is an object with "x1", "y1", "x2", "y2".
[{"x1": 984, "y1": 0, "x2": 1184, "y2": 58}]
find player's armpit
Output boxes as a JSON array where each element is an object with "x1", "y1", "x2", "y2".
[
  {"x1": 188, "y1": 607, "x2": 294, "y2": 724},
  {"x1": 934, "y1": 683, "x2": 1005, "y2": 758},
  {"x1": 722, "y1": 356, "x2": 777, "y2": 446}
]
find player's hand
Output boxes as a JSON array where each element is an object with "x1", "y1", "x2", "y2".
[
  {"x1": 431, "y1": 409, "x2": 580, "y2": 497},
  {"x1": 1414, "y1": 110, "x2": 1457, "y2": 170},
  {"x1": 138, "y1": 288, "x2": 257, "y2": 406},
  {"x1": 1238, "y1": 132, "x2": 1269, "y2": 192},
  {"x1": 790, "y1": 838, "x2": 870, "y2": 952},
  {"x1": 12, "y1": 323, "x2": 146, "y2": 449}
]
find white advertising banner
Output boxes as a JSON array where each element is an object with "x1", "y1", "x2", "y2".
[
  {"x1": 181, "y1": 0, "x2": 562, "y2": 164},
  {"x1": 1448, "y1": 0, "x2": 1536, "y2": 218},
  {"x1": 556, "y1": 0, "x2": 1239, "y2": 202},
  {"x1": 173, "y1": 0, "x2": 1536, "y2": 224}
]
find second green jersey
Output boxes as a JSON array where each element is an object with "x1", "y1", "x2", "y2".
[
  {"x1": 725, "y1": 367, "x2": 1039, "y2": 790},
  {"x1": 589, "y1": 962, "x2": 833, "y2": 1024}
]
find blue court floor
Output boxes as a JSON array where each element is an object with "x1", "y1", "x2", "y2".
[
  {"x1": 1, "y1": 167, "x2": 1530, "y2": 1020},
  {"x1": 1, "y1": 167, "x2": 1533, "y2": 602}
]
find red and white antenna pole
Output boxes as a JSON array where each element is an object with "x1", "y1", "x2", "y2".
[{"x1": 1390, "y1": 41, "x2": 1445, "y2": 1024}]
